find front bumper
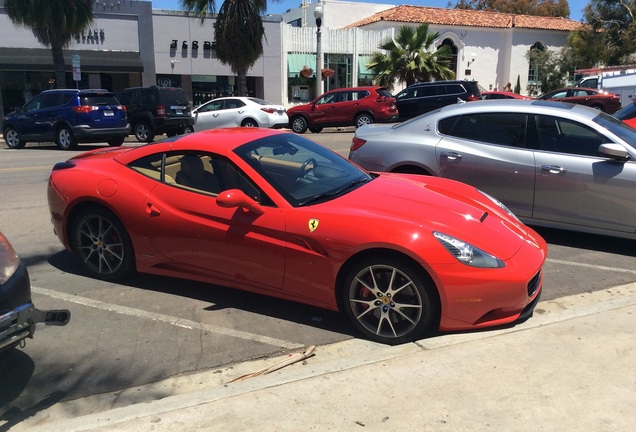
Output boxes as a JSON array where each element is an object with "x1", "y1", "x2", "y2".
[{"x1": 0, "y1": 303, "x2": 71, "y2": 351}]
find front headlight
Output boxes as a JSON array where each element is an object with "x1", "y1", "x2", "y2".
[
  {"x1": 479, "y1": 190, "x2": 519, "y2": 222},
  {"x1": 0, "y1": 232, "x2": 20, "y2": 285},
  {"x1": 434, "y1": 232, "x2": 505, "y2": 268}
]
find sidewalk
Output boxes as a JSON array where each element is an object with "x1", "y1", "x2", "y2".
[{"x1": 9, "y1": 283, "x2": 636, "y2": 432}]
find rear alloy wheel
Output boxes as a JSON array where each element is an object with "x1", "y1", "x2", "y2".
[
  {"x1": 3, "y1": 127, "x2": 26, "y2": 149},
  {"x1": 290, "y1": 116, "x2": 308, "y2": 134},
  {"x1": 107, "y1": 136, "x2": 125, "y2": 147},
  {"x1": 355, "y1": 113, "x2": 374, "y2": 128},
  {"x1": 342, "y1": 257, "x2": 435, "y2": 345},
  {"x1": 241, "y1": 119, "x2": 259, "y2": 127},
  {"x1": 56, "y1": 125, "x2": 78, "y2": 150},
  {"x1": 309, "y1": 127, "x2": 323, "y2": 133},
  {"x1": 134, "y1": 121, "x2": 155, "y2": 142},
  {"x1": 70, "y1": 207, "x2": 135, "y2": 281}
]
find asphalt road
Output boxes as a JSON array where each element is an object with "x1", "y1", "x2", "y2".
[{"x1": 1, "y1": 131, "x2": 635, "y2": 424}]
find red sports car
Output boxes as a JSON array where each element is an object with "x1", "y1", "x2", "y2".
[{"x1": 47, "y1": 128, "x2": 546, "y2": 344}]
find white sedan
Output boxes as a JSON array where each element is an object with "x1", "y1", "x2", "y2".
[{"x1": 190, "y1": 97, "x2": 288, "y2": 131}]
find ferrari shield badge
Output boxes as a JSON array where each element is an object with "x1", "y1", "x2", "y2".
[{"x1": 308, "y1": 218, "x2": 319, "y2": 232}]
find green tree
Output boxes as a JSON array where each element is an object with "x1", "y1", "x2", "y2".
[
  {"x1": 455, "y1": 0, "x2": 570, "y2": 17},
  {"x1": 578, "y1": 0, "x2": 636, "y2": 65},
  {"x1": 4, "y1": 0, "x2": 95, "y2": 89},
  {"x1": 367, "y1": 24, "x2": 455, "y2": 90},
  {"x1": 526, "y1": 47, "x2": 567, "y2": 95},
  {"x1": 181, "y1": 0, "x2": 266, "y2": 96}
]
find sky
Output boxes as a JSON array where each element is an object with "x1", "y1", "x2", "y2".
[{"x1": 150, "y1": 0, "x2": 587, "y2": 22}]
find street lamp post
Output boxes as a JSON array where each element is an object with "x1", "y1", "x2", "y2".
[{"x1": 314, "y1": 1, "x2": 324, "y2": 98}]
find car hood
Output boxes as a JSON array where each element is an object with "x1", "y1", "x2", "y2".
[{"x1": 324, "y1": 174, "x2": 532, "y2": 261}]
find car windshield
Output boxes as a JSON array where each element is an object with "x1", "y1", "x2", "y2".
[
  {"x1": 594, "y1": 110, "x2": 636, "y2": 144},
  {"x1": 614, "y1": 102, "x2": 636, "y2": 121},
  {"x1": 234, "y1": 134, "x2": 372, "y2": 207}
]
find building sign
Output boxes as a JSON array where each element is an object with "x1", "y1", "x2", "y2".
[{"x1": 72, "y1": 54, "x2": 81, "y2": 81}]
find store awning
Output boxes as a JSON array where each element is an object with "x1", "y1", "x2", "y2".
[
  {"x1": 0, "y1": 48, "x2": 144, "y2": 72},
  {"x1": 288, "y1": 53, "x2": 317, "y2": 78}
]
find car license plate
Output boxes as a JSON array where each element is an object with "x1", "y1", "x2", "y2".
[
  {"x1": 104, "y1": 110, "x2": 114, "y2": 116},
  {"x1": 175, "y1": 109, "x2": 183, "y2": 115}
]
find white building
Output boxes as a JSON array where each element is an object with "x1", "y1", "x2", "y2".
[{"x1": 0, "y1": 0, "x2": 581, "y2": 120}]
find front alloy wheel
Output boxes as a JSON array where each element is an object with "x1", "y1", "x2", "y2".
[
  {"x1": 3, "y1": 127, "x2": 25, "y2": 149},
  {"x1": 343, "y1": 258, "x2": 435, "y2": 345},
  {"x1": 70, "y1": 207, "x2": 135, "y2": 280}
]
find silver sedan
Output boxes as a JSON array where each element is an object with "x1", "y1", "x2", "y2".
[
  {"x1": 349, "y1": 99, "x2": 636, "y2": 239},
  {"x1": 191, "y1": 97, "x2": 288, "y2": 131}
]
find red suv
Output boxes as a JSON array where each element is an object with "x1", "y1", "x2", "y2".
[{"x1": 287, "y1": 86, "x2": 398, "y2": 134}]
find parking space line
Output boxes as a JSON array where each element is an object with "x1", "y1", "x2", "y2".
[
  {"x1": 33, "y1": 286, "x2": 305, "y2": 350},
  {"x1": 547, "y1": 258, "x2": 636, "y2": 275}
]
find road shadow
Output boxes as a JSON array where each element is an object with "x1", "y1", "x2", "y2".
[
  {"x1": 0, "y1": 349, "x2": 67, "y2": 431},
  {"x1": 46, "y1": 250, "x2": 354, "y2": 339},
  {"x1": 530, "y1": 225, "x2": 636, "y2": 257}
]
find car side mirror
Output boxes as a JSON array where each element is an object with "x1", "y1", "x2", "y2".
[
  {"x1": 599, "y1": 143, "x2": 630, "y2": 160},
  {"x1": 216, "y1": 189, "x2": 264, "y2": 214}
]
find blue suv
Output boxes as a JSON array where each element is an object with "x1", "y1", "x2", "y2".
[{"x1": 2, "y1": 89, "x2": 130, "y2": 150}]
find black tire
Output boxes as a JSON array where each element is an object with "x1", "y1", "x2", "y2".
[
  {"x1": 342, "y1": 256, "x2": 435, "y2": 345},
  {"x1": 309, "y1": 127, "x2": 323, "y2": 133},
  {"x1": 355, "y1": 113, "x2": 374, "y2": 128},
  {"x1": 241, "y1": 119, "x2": 259, "y2": 127},
  {"x1": 185, "y1": 126, "x2": 195, "y2": 133},
  {"x1": 56, "y1": 125, "x2": 78, "y2": 150},
  {"x1": 3, "y1": 127, "x2": 26, "y2": 149},
  {"x1": 133, "y1": 121, "x2": 155, "y2": 142},
  {"x1": 70, "y1": 207, "x2": 135, "y2": 281},
  {"x1": 290, "y1": 116, "x2": 308, "y2": 134},
  {"x1": 107, "y1": 136, "x2": 125, "y2": 147}
]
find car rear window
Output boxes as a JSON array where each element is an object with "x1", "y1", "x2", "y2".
[
  {"x1": 81, "y1": 95, "x2": 120, "y2": 106},
  {"x1": 376, "y1": 89, "x2": 394, "y2": 98},
  {"x1": 159, "y1": 88, "x2": 189, "y2": 105}
]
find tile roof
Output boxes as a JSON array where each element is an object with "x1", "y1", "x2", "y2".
[{"x1": 343, "y1": 5, "x2": 582, "y2": 31}]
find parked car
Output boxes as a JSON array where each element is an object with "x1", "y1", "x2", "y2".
[
  {"x1": 190, "y1": 97, "x2": 288, "y2": 131},
  {"x1": 481, "y1": 91, "x2": 532, "y2": 100},
  {"x1": 287, "y1": 86, "x2": 398, "y2": 134},
  {"x1": 613, "y1": 99, "x2": 636, "y2": 128},
  {"x1": 538, "y1": 87, "x2": 621, "y2": 114},
  {"x1": 2, "y1": 89, "x2": 129, "y2": 150},
  {"x1": 117, "y1": 86, "x2": 194, "y2": 142},
  {"x1": 1, "y1": 230, "x2": 70, "y2": 353},
  {"x1": 47, "y1": 128, "x2": 545, "y2": 345},
  {"x1": 394, "y1": 80, "x2": 482, "y2": 120},
  {"x1": 349, "y1": 99, "x2": 636, "y2": 239}
]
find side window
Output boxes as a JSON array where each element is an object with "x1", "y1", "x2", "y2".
[
  {"x1": 226, "y1": 99, "x2": 245, "y2": 109},
  {"x1": 24, "y1": 94, "x2": 44, "y2": 112},
  {"x1": 446, "y1": 84, "x2": 465, "y2": 96},
  {"x1": 128, "y1": 153, "x2": 175, "y2": 184},
  {"x1": 318, "y1": 92, "x2": 339, "y2": 104},
  {"x1": 535, "y1": 115, "x2": 610, "y2": 156},
  {"x1": 416, "y1": 86, "x2": 436, "y2": 97},
  {"x1": 438, "y1": 113, "x2": 528, "y2": 148},
  {"x1": 201, "y1": 101, "x2": 222, "y2": 112}
]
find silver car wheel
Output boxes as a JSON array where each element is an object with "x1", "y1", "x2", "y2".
[
  {"x1": 71, "y1": 208, "x2": 135, "y2": 280},
  {"x1": 4, "y1": 128, "x2": 25, "y2": 149},
  {"x1": 344, "y1": 260, "x2": 433, "y2": 344},
  {"x1": 355, "y1": 114, "x2": 373, "y2": 128},
  {"x1": 57, "y1": 126, "x2": 77, "y2": 150}
]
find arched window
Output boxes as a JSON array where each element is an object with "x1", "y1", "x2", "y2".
[
  {"x1": 441, "y1": 38, "x2": 458, "y2": 76},
  {"x1": 528, "y1": 42, "x2": 545, "y2": 84}
]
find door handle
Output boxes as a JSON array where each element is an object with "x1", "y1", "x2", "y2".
[
  {"x1": 146, "y1": 203, "x2": 161, "y2": 217},
  {"x1": 541, "y1": 165, "x2": 567, "y2": 174},
  {"x1": 440, "y1": 151, "x2": 462, "y2": 161}
]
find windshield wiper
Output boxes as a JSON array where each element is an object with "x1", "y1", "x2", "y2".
[{"x1": 298, "y1": 177, "x2": 369, "y2": 206}]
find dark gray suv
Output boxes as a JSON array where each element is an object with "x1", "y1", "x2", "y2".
[
  {"x1": 117, "y1": 86, "x2": 194, "y2": 142},
  {"x1": 395, "y1": 80, "x2": 482, "y2": 120}
]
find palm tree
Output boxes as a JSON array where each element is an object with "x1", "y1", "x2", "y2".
[
  {"x1": 368, "y1": 24, "x2": 455, "y2": 90},
  {"x1": 5, "y1": 0, "x2": 95, "y2": 89},
  {"x1": 181, "y1": 0, "x2": 266, "y2": 96}
]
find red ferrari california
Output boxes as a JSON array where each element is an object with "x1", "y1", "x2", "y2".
[{"x1": 47, "y1": 128, "x2": 546, "y2": 344}]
